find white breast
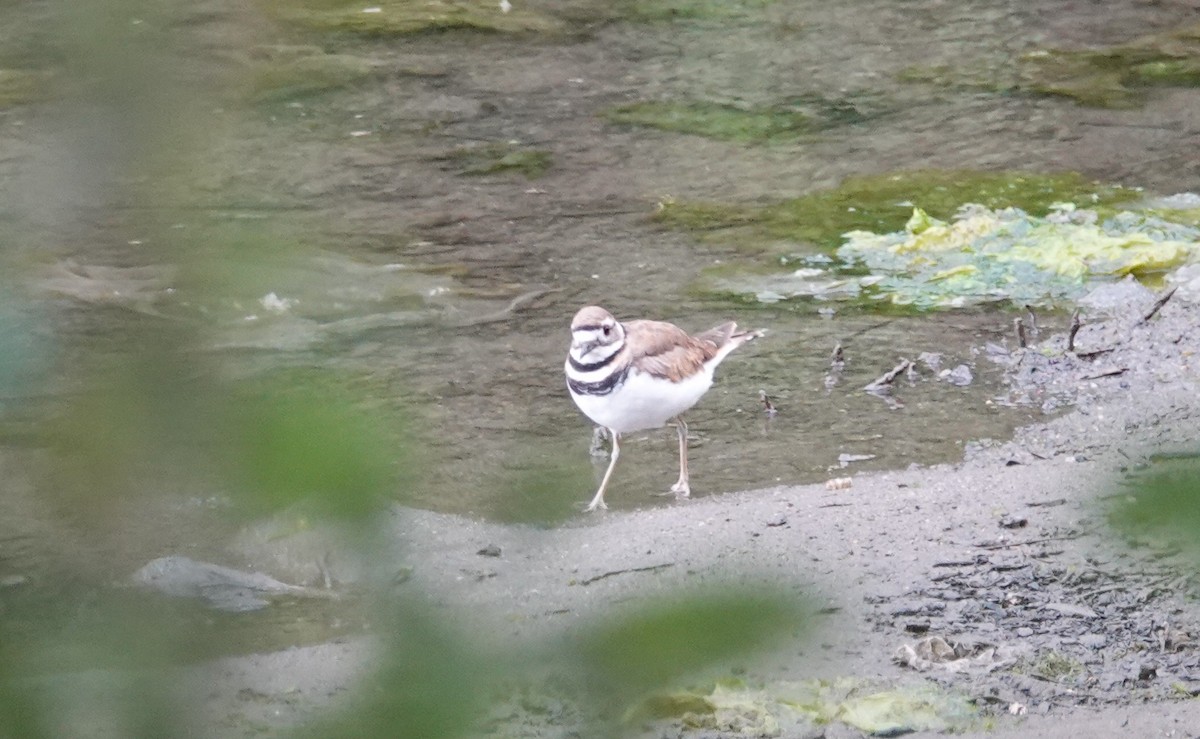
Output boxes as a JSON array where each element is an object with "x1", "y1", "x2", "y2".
[{"x1": 569, "y1": 364, "x2": 715, "y2": 433}]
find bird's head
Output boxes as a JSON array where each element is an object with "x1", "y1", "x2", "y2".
[{"x1": 569, "y1": 305, "x2": 624, "y2": 359}]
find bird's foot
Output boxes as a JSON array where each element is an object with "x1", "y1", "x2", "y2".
[
  {"x1": 583, "y1": 498, "x2": 608, "y2": 512},
  {"x1": 669, "y1": 480, "x2": 691, "y2": 498}
]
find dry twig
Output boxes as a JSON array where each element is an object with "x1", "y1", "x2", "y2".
[
  {"x1": 865, "y1": 359, "x2": 913, "y2": 391},
  {"x1": 1141, "y1": 286, "x2": 1178, "y2": 324},
  {"x1": 580, "y1": 562, "x2": 673, "y2": 586},
  {"x1": 759, "y1": 389, "x2": 777, "y2": 417},
  {"x1": 1067, "y1": 309, "x2": 1082, "y2": 353}
]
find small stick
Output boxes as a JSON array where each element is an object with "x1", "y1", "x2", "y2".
[
  {"x1": 759, "y1": 389, "x2": 777, "y2": 417},
  {"x1": 580, "y1": 562, "x2": 673, "y2": 586},
  {"x1": 457, "y1": 288, "x2": 561, "y2": 326},
  {"x1": 1141, "y1": 286, "x2": 1178, "y2": 323},
  {"x1": 1067, "y1": 309, "x2": 1082, "y2": 353},
  {"x1": 1024, "y1": 305, "x2": 1039, "y2": 336},
  {"x1": 1014, "y1": 317, "x2": 1027, "y2": 348},
  {"x1": 973, "y1": 533, "x2": 1085, "y2": 551},
  {"x1": 825, "y1": 343, "x2": 846, "y2": 390},
  {"x1": 865, "y1": 358, "x2": 913, "y2": 390},
  {"x1": 1082, "y1": 368, "x2": 1128, "y2": 380}
]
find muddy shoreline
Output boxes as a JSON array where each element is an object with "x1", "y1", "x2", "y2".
[{"x1": 155, "y1": 285, "x2": 1200, "y2": 738}]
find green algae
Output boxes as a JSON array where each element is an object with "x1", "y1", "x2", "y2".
[
  {"x1": 832, "y1": 205, "x2": 1200, "y2": 309},
  {"x1": 605, "y1": 92, "x2": 882, "y2": 143},
  {"x1": 244, "y1": 46, "x2": 377, "y2": 102},
  {"x1": 435, "y1": 142, "x2": 552, "y2": 178},
  {"x1": 895, "y1": 62, "x2": 1015, "y2": 94},
  {"x1": 605, "y1": 100, "x2": 816, "y2": 143},
  {"x1": 659, "y1": 170, "x2": 1135, "y2": 251},
  {"x1": 629, "y1": 677, "x2": 978, "y2": 735},
  {"x1": 1019, "y1": 48, "x2": 1150, "y2": 109},
  {"x1": 1153, "y1": 208, "x2": 1200, "y2": 227},
  {"x1": 695, "y1": 202, "x2": 1200, "y2": 310},
  {"x1": 265, "y1": 0, "x2": 566, "y2": 37},
  {"x1": 667, "y1": 171, "x2": 1200, "y2": 311},
  {"x1": 1020, "y1": 22, "x2": 1200, "y2": 108},
  {"x1": 898, "y1": 23, "x2": 1200, "y2": 108}
]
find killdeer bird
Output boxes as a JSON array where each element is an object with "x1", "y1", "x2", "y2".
[{"x1": 564, "y1": 305, "x2": 763, "y2": 511}]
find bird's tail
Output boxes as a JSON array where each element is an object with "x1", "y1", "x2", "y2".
[{"x1": 709, "y1": 325, "x2": 765, "y2": 366}]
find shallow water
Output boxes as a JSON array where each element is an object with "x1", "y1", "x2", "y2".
[{"x1": 1, "y1": 0, "x2": 1198, "y2": 665}]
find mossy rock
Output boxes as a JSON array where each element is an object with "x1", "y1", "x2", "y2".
[
  {"x1": 0, "y1": 68, "x2": 53, "y2": 107},
  {"x1": 434, "y1": 142, "x2": 552, "y2": 178},
  {"x1": 658, "y1": 169, "x2": 1135, "y2": 250},
  {"x1": 265, "y1": 0, "x2": 566, "y2": 36},
  {"x1": 244, "y1": 46, "x2": 377, "y2": 102}
]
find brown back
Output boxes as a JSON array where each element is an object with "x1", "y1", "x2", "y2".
[{"x1": 625, "y1": 319, "x2": 723, "y2": 382}]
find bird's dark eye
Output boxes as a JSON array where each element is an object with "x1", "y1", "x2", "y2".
[{"x1": 601, "y1": 325, "x2": 612, "y2": 337}]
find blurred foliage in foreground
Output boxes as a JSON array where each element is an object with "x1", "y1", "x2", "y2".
[
  {"x1": 1111, "y1": 454, "x2": 1200, "y2": 562},
  {"x1": 0, "y1": 1, "x2": 813, "y2": 738},
  {"x1": 5, "y1": 1, "x2": 1196, "y2": 737}
]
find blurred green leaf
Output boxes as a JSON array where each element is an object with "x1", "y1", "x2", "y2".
[
  {"x1": 489, "y1": 448, "x2": 596, "y2": 525},
  {"x1": 1111, "y1": 454, "x2": 1200, "y2": 558},
  {"x1": 1, "y1": 590, "x2": 193, "y2": 738},
  {"x1": 222, "y1": 373, "x2": 406, "y2": 519},
  {"x1": 0, "y1": 643, "x2": 46, "y2": 739},
  {"x1": 302, "y1": 602, "x2": 489, "y2": 739},
  {"x1": 575, "y1": 588, "x2": 808, "y2": 710}
]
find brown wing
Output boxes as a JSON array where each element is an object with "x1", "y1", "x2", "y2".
[{"x1": 625, "y1": 319, "x2": 720, "y2": 382}]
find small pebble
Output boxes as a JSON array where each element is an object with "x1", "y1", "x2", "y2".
[{"x1": 477, "y1": 544, "x2": 502, "y2": 558}]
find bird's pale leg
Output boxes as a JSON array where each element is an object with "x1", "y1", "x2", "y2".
[
  {"x1": 585, "y1": 430, "x2": 620, "y2": 512},
  {"x1": 670, "y1": 417, "x2": 691, "y2": 497}
]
